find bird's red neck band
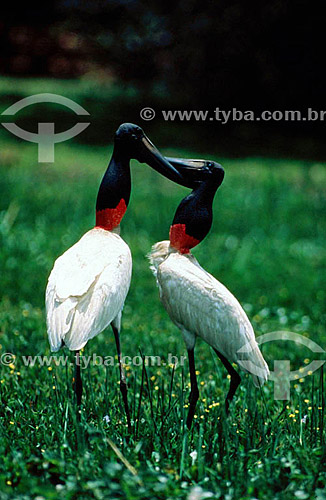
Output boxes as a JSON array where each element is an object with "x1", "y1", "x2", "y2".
[
  {"x1": 95, "y1": 198, "x2": 127, "y2": 231},
  {"x1": 169, "y1": 223, "x2": 200, "y2": 254}
]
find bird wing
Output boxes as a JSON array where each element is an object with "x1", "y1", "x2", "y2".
[
  {"x1": 157, "y1": 253, "x2": 266, "y2": 374},
  {"x1": 47, "y1": 228, "x2": 127, "y2": 299},
  {"x1": 46, "y1": 228, "x2": 132, "y2": 351}
]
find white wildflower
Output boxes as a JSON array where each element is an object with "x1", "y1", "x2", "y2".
[{"x1": 190, "y1": 450, "x2": 198, "y2": 465}]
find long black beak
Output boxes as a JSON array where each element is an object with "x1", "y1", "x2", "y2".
[
  {"x1": 165, "y1": 157, "x2": 222, "y2": 189},
  {"x1": 135, "y1": 133, "x2": 185, "y2": 184}
]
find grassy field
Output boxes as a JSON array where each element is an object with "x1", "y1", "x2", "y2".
[{"x1": 0, "y1": 133, "x2": 325, "y2": 500}]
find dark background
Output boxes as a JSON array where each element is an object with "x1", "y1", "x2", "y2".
[{"x1": 1, "y1": 0, "x2": 325, "y2": 159}]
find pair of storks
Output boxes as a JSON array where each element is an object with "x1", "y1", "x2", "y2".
[{"x1": 46, "y1": 123, "x2": 269, "y2": 429}]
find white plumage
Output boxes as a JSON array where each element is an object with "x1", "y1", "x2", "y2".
[
  {"x1": 44, "y1": 123, "x2": 198, "y2": 421},
  {"x1": 46, "y1": 228, "x2": 132, "y2": 352},
  {"x1": 148, "y1": 240, "x2": 269, "y2": 387}
]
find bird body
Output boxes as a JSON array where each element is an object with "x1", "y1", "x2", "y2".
[
  {"x1": 45, "y1": 123, "x2": 191, "y2": 420},
  {"x1": 46, "y1": 228, "x2": 131, "y2": 352},
  {"x1": 148, "y1": 160, "x2": 269, "y2": 426},
  {"x1": 149, "y1": 241, "x2": 269, "y2": 388}
]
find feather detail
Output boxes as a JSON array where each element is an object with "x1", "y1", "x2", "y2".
[
  {"x1": 149, "y1": 241, "x2": 269, "y2": 387},
  {"x1": 46, "y1": 228, "x2": 132, "y2": 352},
  {"x1": 147, "y1": 240, "x2": 171, "y2": 280}
]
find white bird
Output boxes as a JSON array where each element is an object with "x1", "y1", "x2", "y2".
[
  {"x1": 148, "y1": 160, "x2": 269, "y2": 428},
  {"x1": 45, "y1": 123, "x2": 188, "y2": 427}
]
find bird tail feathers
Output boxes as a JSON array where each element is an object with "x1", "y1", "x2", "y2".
[{"x1": 238, "y1": 345, "x2": 270, "y2": 388}]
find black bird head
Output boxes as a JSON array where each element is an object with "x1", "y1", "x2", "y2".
[
  {"x1": 113, "y1": 123, "x2": 185, "y2": 184},
  {"x1": 169, "y1": 160, "x2": 225, "y2": 254}
]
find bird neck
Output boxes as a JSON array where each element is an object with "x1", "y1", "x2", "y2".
[
  {"x1": 169, "y1": 181, "x2": 217, "y2": 254},
  {"x1": 95, "y1": 146, "x2": 131, "y2": 231}
]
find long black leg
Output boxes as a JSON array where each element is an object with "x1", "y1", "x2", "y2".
[
  {"x1": 186, "y1": 348, "x2": 199, "y2": 429},
  {"x1": 112, "y1": 324, "x2": 131, "y2": 431},
  {"x1": 74, "y1": 350, "x2": 83, "y2": 406},
  {"x1": 214, "y1": 349, "x2": 241, "y2": 413}
]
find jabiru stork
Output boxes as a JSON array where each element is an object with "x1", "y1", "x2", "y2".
[
  {"x1": 45, "y1": 123, "x2": 195, "y2": 428},
  {"x1": 148, "y1": 160, "x2": 269, "y2": 428}
]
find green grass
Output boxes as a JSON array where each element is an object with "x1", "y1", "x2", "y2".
[{"x1": 0, "y1": 134, "x2": 326, "y2": 500}]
